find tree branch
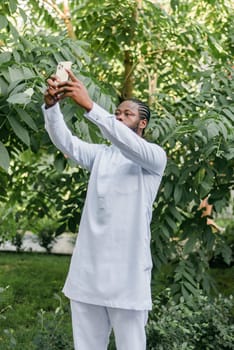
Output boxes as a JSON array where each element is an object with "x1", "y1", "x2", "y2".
[
  {"x1": 43, "y1": 0, "x2": 65, "y2": 19},
  {"x1": 42, "y1": 0, "x2": 76, "y2": 39}
]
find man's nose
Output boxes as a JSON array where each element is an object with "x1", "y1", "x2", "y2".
[{"x1": 116, "y1": 114, "x2": 124, "y2": 121}]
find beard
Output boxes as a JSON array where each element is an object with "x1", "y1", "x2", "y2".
[{"x1": 130, "y1": 120, "x2": 141, "y2": 133}]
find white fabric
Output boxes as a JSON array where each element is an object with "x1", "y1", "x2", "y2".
[
  {"x1": 43, "y1": 102, "x2": 167, "y2": 310},
  {"x1": 70, "y1": 300, "x2": 148, "y2": 350}
]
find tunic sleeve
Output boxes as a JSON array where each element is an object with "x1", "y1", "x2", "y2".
[
  {"x1": 42, "y1": 103, "x2": 102, "y2": 171},
  {"x1": 85, "y1": 103, "x2": 167, "y2": 175}
]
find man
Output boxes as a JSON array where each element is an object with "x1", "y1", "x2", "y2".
[{"x1": 42, "y1": 70, "x2": 167, "y2": 350}]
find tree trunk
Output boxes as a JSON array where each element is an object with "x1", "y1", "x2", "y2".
[
  {"x1": 62, "y1": 0, "x2": 76, "y2": 39},
  {"x1": 121, "y1": 0, "x2": 142, "y2": 99},
  {"x1": 121, "y1": 50, "x2": 134, "y2": 99},
  {"x1": 148, "y1": 71, "x2": 158, "y2": 106},
  {"x1": 43, "y1": 0, "x2": 76, "y2": 39}
]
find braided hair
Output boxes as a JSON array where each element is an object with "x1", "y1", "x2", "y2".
[
  {"x1": 124, "y1": 98, "x2": 150, "y2": 135},
  {"x1": 125, "y1": 98, "x2": 151, "y2": 123}
]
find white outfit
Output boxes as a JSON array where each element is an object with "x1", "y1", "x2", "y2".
[
  {"x1": 43, "y1": 102, "x2": 167, "y2": 348},
  {"x1": 43, "y1": 102, "x2": 167, "y2": 310},
  {"x1": 70, "y1": 300, "x2": 148, "y2": 350}
]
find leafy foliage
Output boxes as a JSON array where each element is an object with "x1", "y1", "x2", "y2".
[
  {"x1": 0, "y1": 286, "x2": 16, "y2": 350},
  {"x1": 147, "y1": 289, "x2": 234, "y2": 349},
  {"x1": 0, "y1": 0, "x2": 233, "y2": 301},
  {"x1": 0, "y1": 0, "x2": 115, "y2": 169},
  {"x1": 33, "y1": 294, "x2": 73, "y2": 350},
  {"x1": 1, "y1": 278, "x2": 233, "y2": 350},
  {"x1": 150, "y1": 55, "x2": 234, "y2": 298}
]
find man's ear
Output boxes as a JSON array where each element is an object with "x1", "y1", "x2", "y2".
[{"x1": 140, "y1": 118, "x2": 147, "y2": 130}]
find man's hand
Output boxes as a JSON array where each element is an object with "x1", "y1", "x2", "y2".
[
  {"x1": 44, "y1": 75, "x2": 60, "y2": 109},
  {"x1": 53, "y1": 70, "x2": 93, "y2": 112}
]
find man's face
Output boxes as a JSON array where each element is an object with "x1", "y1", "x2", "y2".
[{"x1": 115, "y1": 101, "x2": 147, "y2": 136}]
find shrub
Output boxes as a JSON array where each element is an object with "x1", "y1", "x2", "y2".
[
  {"x1": 0, "y1": 206, "x2": 18, "y2": 246},
  {"x1": 33, "y1": 294, "x2": 73, "y2": 350},
  {"x1": 11, "y1": 232, "x2": 24, "y2": 252},
  {"x1": 210, "y1": 221, "x2": 234, "y2": 268},
  {"x1": 0, "y1": 286, "x2": 16, "y2": 349},
  {"x1": 33, "y1": 217, "x2": 58, "y2": 253},
  {"x1": 147, "y1": 289, "x2": 234, "y2": 350}
]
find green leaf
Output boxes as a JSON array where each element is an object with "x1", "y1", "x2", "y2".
[
  {"x1": 204, "y1": 231, "x2": 215, "y2": 251},
  {"x1": 183, "y1": 235, "x2": 197, "y2": 255},
  {"x1": 208, "y1": 35, "x2": 224, "y2": 55},
  {"x1": 8, "y1": 67, "x2": 25, "y2": 82},
  {"x1": 9, "y1": 22, "x2": 19, "y2": 40},
  {"x1": 0, "y1": 15, "x2": 8, "y2": 30},
  {"x1": 174, "y1": 185, "x2": 183, "y2": 204},
  {"x1": 165, "y1": 215, "x2": 177, "y2": 231},
  {"x1": 164, "y1": 182, "x2": 173, "y2": 199},
  {"x1": 169, "y1": 206, "x2": 183, "y2": 222},
  {"x1": 56, "y1": 223, "x2": 66, "y2": 236},
  {"x1": 181, "y1": 284, "x2": 190, "y2": 299},
  {"x1": 184, "y1": 281, "x2": 198, "y2": 296},
  {"x1": 78, "y1": 120, "x2": 92, "y2": 142},
  {"x1": 19, "y1": 8, "x2": 27, "y2": 23},
  {"x1": 0, "y1": 76, "x2": 8, "y2": 95},
  {"x1": 160, "y1": 224, "x2": 171, "y2": 239},
  {"x1": 14, "y1": 107, "x2": 38, "y2": 131},
  {"x1": 223, "y1": 108, "x2": 234, "y2": 122},
  {"x1": 0, "y1": 52, "x2": 11, "y2": 64},
  {"x1": 156, "y1": 251, "x2": 168, "y2": 265},
  {"x1": 7, "y1": 92, "x2": 31, "y2": 105},
  {"x1": 183, "y1": 271, "x2": 197, "y2": 287},
  {"x1": 225, "y1": 148, "x2": 234, "y2": 160},
  {"x1": 22, "y1": 67, "x2": 36, "y2": 80},
  {"x1": 200, "y1": 181, "x2": 213, "y2": 198},
  {"x1": 207, "y1": 122, "x2": 219, "y2": 138},
  {"x1": 68, "y1": 217, "x2": 77, "y2": 233},
  {"x1": 9, "y1": 0, "x2": 17, "y2": 13},
  {"x1": 170, "y1": 0, "x2": 180, "y2": 11},
  {"x1": 175, "y1": 125, "x2": 197, "y2": 135},
  {"x1": 54, "y1": 154, "x2": 66, "y2": 172},
  {"x1": 8, "y1": 67, "x2": 35, "y2": 84},
  {"x1": 12, "y1": 49, "x2": 21, "y2": 64},
  {"x1": 217, "y1": 120, "x2": 228, "y2": 140},
  {"x1": 8, "y1": 82, "x2": 26, "y2": 95},
  {"x1": 195, "y1": 168, "x2": 206, "y2": 186},
  {"x1": 7, "y1": 115, "x2": 30, "y2": 146},
  {"x1": 219, "y1": 245, "x2": 232, "y2": 265},
  {"x1": 0, "y1": 142, "x2": 10, "y2": 171}
]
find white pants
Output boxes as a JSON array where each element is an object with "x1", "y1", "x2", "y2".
[{"x1": 70, "y1": 300, "x2": 148, "y2": 350}]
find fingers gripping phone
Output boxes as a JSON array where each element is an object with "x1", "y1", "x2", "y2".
[{"x1": 56, "y1": 61, "x2": 72, "y2": 81}]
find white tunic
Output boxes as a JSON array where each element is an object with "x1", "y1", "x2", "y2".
[{"x1": 42, "y1": 102, "x2": 167, "y2": 310}]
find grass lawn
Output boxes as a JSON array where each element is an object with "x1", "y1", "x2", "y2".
[
  {"x1": 0, "y1": 252, "x2": 72, "y2": 350},
  {"x1": 0, "y1": 251, "x2": 233, "y2": 350}
]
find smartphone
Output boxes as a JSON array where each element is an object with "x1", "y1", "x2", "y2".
[{"x1": 56, "y1": 61, "x2": 72, "y2": 81}]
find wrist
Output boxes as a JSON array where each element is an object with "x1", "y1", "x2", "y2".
[
  {"x1": 45, "y1": 101, "x2": 57, "y2": 109},
  {"x1": 85, "y1": 100, "x2": 94, "y2": 113}
]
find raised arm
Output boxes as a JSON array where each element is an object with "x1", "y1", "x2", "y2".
[
  {"x1": 84, "y1": 103, "x2": 167, "y2": 175},
  {"x1": 48, "y1": 70, "x2": 167, "y2": 175},
  {"x1": 42, "y1": 103, "x2": 102, "y2": 171}
]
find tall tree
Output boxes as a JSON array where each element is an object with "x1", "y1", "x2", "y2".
[{"x1": 0, "y1": 0, "x2": 233, "y2": 299}]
